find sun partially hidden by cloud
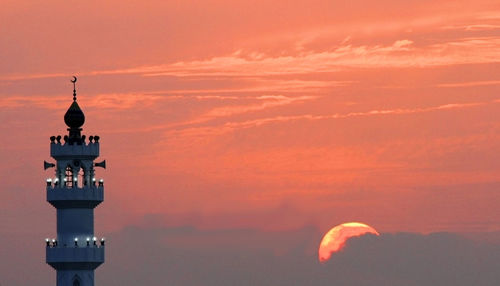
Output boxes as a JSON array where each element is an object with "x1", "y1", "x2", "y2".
[{"x1": 319, "y1": 222, "x2": 380, "y2": 262}]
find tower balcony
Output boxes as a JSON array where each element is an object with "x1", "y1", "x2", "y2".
[
  {"x1": 47, "y1": 186, "x2": 104, "y2": 208},
  {"x1": 46, "y1": 245, "x2": 104, "y2": 270}
]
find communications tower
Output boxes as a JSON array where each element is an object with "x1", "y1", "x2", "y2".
[{"x1": 44, "y1": 77, "x2": 106, "y2": 286}]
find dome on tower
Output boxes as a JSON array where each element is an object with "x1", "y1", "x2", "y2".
[{"x1": 64, "y1": 100, "x2": 85, "y2": 128}]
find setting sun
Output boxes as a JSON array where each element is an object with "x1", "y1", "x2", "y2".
[{"x1": 319, "y1": 222, "x2": 379, "y2": 262}]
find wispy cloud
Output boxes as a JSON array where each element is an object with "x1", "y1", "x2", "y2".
[
  {"x1": 0, "y1": 73, "x2": 69, "y2": 81},
  {"x1": 156, "y1": 37, "x2": 500, "y2": 74},
  {"x1": 105, "y1": 40, "x2": 422, "y2": 77},
  {"x1": 221, "y1": 102, "x2": 487, "y2": 129},
  {"x1": 165, "y1": 100, "x2": 495, "y2": 140},
  {"x1": 0, "y1": 93, "x2": 164, "y2": 110},
  {"x1": 90, "y1": 36, "x2": 500, "y2": 74},
  {"x1": 437, "y1": 80, "x2": 500, "y2": 88},
  {"x1": 149, "y1": 79, "x2": 350, "y2": 94},
  {"x1": 4, "y1": 34, "x2": 500, "y2": 83},
  {"x1": 88, "y1": 93, "x2": 164, "y2": 109},
  {"x1": 0, "y1": 95, "x2": 67, "y2": 109},
  {"x1": 181, "y1": 95, "x2": 317, "y2": 125}
]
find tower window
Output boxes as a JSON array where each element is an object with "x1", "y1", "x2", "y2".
[
  {"x1": 78, "y1": 168, "x2": 85, "y2": 187},
  {"x1": 65, "y1": 166, "x2": 74, "y2": 188}
]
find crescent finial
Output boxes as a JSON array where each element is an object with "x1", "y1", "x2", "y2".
[{"x1": 71, "y1": 76, "x2": 77, "y2": 101}]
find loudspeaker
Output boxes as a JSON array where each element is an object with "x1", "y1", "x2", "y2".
[
  {"x1": 44, "y1": 161, "x2": 55, "y2": 170},
  {"x1": 94, "y1": 160, "x2": 106, "y2": 169}
]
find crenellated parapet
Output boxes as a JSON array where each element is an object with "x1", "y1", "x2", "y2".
[{"x1": 50, "y1": 141, "x2": 100, "y2": 159}]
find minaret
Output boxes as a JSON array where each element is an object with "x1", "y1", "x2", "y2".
[{"x1": 44, "y1": 77, "x2": 106, "y2": 286}]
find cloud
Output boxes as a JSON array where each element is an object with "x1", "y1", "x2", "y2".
[
  {"x1": 437, "y1": 80, "x2": 500, "y2": 87},
  {"x1": 181, "y1": 95, "x2": 317, "y2": 125},
  {"x1": 0, "y1": 95, "x2": 64, "y2": 109},
  {"x1": 442, "y1": 24, "x2": 500, "y2": 31},
  {"x1": 93, "y1": 226, "x2": 500, "y2": 286},
  {"x1": 4, "y1": 32, "x2": 500, "y2": 82},
  {"x1": 0, "y1": 93, "x2": 164, "y2": 110},
  {"x1": 165, "y1": 100, "x2": 492, "y2": 139},
  {"x1": 328, "y1": 232, "x2": 500, "y2": 286},
  {"x1": 88, "y1": 93, "x2": 164, "y2": 110},
  {"x1": 88, "y1": 37, "x2": 500, "y2": 77},
  {"x1": 1, "y1": 221, "x2": 498, "y2": 286}
]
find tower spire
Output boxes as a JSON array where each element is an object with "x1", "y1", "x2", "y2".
[
  {"x1": 71, "y1": 76, "x2": 77, "y2": 101},
  {"x1": 64, "y1": 76, "x2": 85, "y2": 144}
]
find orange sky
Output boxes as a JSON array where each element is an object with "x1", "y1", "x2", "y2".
[{"x1": 0, "y1": 0, "x2": 499, "y2": 237}]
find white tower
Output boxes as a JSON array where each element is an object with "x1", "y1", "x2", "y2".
[{"x1": 45, "y1": 77, "x2": 105, "y2": 286}]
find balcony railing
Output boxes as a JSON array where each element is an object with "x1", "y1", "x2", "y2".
[
  {"x1": 46, "y1": 245, "x2": 104, "y2": 270},
  {"x1": 47, "y1": 186, "x2": 104, "y2": 208}
]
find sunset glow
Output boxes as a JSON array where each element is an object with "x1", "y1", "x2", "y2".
[
  {"x1": 0, "y1": 1, "x2": 500, "y2": 284},
  {"x1": 0, "y1": 0, "x2": 498, "y2": 235}
]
